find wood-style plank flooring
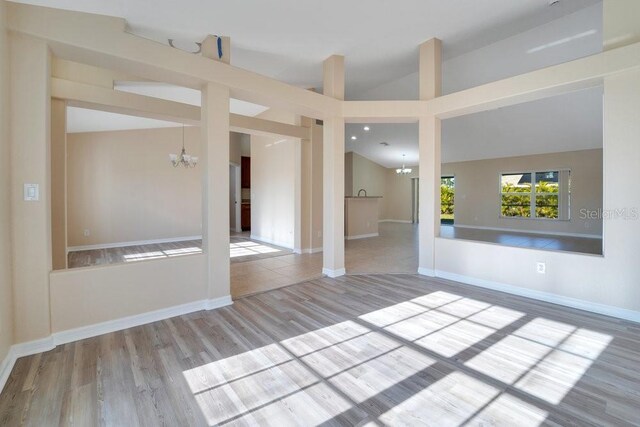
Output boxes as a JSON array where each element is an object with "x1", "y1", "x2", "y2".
[
  {"x1": 67, "y1": 236, "x2": 292, "y2": 269},
  {"x1": 1, "y1": 274, "x2": 639, "y2": 426},
  {"x1": 440, "y1": 225, "x2": 603, "y2": 255}
]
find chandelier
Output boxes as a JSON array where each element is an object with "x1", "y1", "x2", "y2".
[
  {"x1": 169, "y1": 126, "x2": 198, "y2": 168},
  {"x1": 396, "y1": 154, "x2": 412, "y2": 175}
]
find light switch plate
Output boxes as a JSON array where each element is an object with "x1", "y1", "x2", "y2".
[{"x1": 24, "y1": 183, "x2": 39, "y2": 201}]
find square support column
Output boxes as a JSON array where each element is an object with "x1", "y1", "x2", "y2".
[
  {"x1": 322, "y1": 55, "x2": 346, "y2": 277},
  {"x1": 201, "y1": 82, "x2": 231, "y2": 301},
  {"x1": 418, "y1": 116, "x2": 441, "y2": 275},
  {"x1": 51, "y1": 98, "x2": 67, "y2": 270},
  {"x1": 418, "y1": 38, "x2": 442, "y2": 276}
]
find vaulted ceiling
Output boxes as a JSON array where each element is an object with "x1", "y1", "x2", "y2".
[
  {"x1": 15, "y1": 0, "x2": 598, "y2": 97},
  {"x1": 19, "y1": 0, "x2": 604, "y2": 166}
]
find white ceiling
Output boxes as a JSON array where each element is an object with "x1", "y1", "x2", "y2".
[
  {"x1": 15, "y1": 0, "x2": 598, "y2": 97},
  {"x1": 34, "y1": 0, "x2": 602, "y2": 159},
  {"x1": 67, "y1": 108, "x2": 180, "y2": 133},
  {"x1": 346, "y1": 86, "x2": 603, "y2": 167},
  {"x1": 66, "y1": 83, "x2": 269, "y2": 133}
]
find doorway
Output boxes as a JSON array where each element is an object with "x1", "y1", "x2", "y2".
[
  {"x1": 229, "y1": 164, "x2": 241, "y2": 232},
  {"x1": 411, "y1": 178, "x2": 419, "y2": 223}
]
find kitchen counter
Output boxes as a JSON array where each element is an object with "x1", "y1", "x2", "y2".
[{"x1": 344, "y1": 196, "x2": 383, "y2": 199}]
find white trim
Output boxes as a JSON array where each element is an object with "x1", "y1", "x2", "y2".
[
  {"x1": 249, "y1": 234, "x2": 293, "y2": 250},
  {"x1": 418, "y1": 267, "x2": 436, "y2": 277},
  {"x1": 52, "y1": 296, "x2": 231, "y2": 345},
  {"x1": 435, "y1": 270, "x2": 640, "y2": 324},
  {"x1": 0, "y1": 295, "x2": 232, "y2": 394},
  {"x1": 323, "y1": 267, "x2": 346, "y2": 278},
  {"x1": 204, "y1": 295, "x2": 233, "y2": 311},
  {"x1": 450, "y1": 224, "x2": 601, "y2": 239},
  {"x1": 378, "y1": 219, "x2": 412, "y2": 224},
  {"x1": 345, "y1": 233, "x2": 379, "y2": 240},
  {"x1": 68, "y1": 235, "x2": 203, "y2": 252},
  {"x1": 300, "y1": 247, "x2": 323, "y2": 254},
  {"x1": 0, "y1": 349, "x2": 14, "y2": 394},
  {"x1": 0, "y1": 336, "x2": 55, "y2": 394}
]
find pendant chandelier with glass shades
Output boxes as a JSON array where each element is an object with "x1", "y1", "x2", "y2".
[
  {"x1": 396, "y1": 154, "x2": 412, "y2": 175},
  {"x1": 169, "y1": 126, "x2": 198, "y2": 168}
]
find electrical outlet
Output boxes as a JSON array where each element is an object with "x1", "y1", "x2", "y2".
[
  {"x1": 536, "y1": 262, "x2": 546, "y2": 274},
  {"x1": 317, "y1": 231, "x2": 322, "y2": 238},
  {"x1": 83, "y1": 229, "x2": 91, "y2": 237}
]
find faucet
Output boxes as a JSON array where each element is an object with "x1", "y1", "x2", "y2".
[{"x1": 357, "y1": 189, "x2": 367, "y2": 197}]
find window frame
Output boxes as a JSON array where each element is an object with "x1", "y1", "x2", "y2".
[{"x1": 498, "y1": 169, "x2": 571, "y2": 221}]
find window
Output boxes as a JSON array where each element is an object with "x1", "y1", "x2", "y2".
[
  {"x1": 441, "y1": 176, "x2": 455, "y2": 224},
  {"x1": 500, "y1": 170, "x2": 570, "y2": 220}
]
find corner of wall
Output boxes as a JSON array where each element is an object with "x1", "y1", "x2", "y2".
[{"x1": 0, "y1": 0, "x2": 16, "y2": 380}]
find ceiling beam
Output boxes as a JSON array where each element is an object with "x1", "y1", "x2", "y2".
[
  {"x1": 52, "y1": 58, "x2": 150, "y2": 88},
  {"x1": 430, "y1": 41, "x2": 640, "y2": 119},
  {"x1": 51, "y1": 78, "x2": 310, "y2": 139},
  {"x1": 342, "y1": 101, "x2": 426, "y2": 123},
  {"x1": 10, "y1": 2, "x2": 640, "y2": 125},
  {"x1": 8, "y1": 2, "x2": 338, "y2": 119}
]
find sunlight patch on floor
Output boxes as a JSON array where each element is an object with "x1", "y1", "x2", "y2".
[
  {"x1": 182, "y1": 289, "x2": 613, "y2": 426},
  {"x1": 230, "y1": 241, "x2": 281, "y2": 258},
  {"x1": 123, "y1": 247, "x2": 202, "y2": 262}
]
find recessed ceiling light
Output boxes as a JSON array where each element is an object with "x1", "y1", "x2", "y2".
[
  {"x1": 351, "y1": 136, "x2": 357, "y2": 140},
  {"x1": 363, "y1": 126, "x2": 370, "y2": 131}
]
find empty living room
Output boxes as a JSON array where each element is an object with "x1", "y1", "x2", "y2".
[{"x1": 1, "y1": 0, "x2": 640, "y2": 425}]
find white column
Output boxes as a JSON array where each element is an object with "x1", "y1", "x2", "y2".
[
  {"x1": 418, "y1": 116, "x2": 441, "y2": 275},
  {"x1": 418, "y1": 39, "x2": 442, "y2": 276},
  {"x1": 322, "y1": 55, "x2": 346, "y2": 277},
  {"x1": 201, "y1": 82, "x2": 231, "y2": 302},
  {"x1": 10, "y1": 34, "x2": 52, "y2": 342},
  {"x1": 51, "y1": 98, "x2": 67, "y2": 270}
]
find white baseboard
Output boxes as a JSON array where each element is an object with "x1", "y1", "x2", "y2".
[
  {"x1": 450, "y1": 224, "x2": 601, "y2": 239},
  {"x1": 417, "y1": 267, "x2": 435, "y2": 277},
  {"x1": 346, "y1": 233, "x2": 379, "y2": 240},
  {"x1": 300, "y1": 247, "x2": 323, "y2": 254},
  {"x1": 0, "y1": 349, "x2": 14, "y2": 395},
  {"x1": 323, "y1": 268, "x2": 346, "y2": 278},
  {"x1": 435, "y1": 270, "x2": 640, "y2": 324},
  {"x1": 0, "y1": 295, "x2": 232, "y2": 394},
  {"x1": 68, "y1": 235, "x2": 203, "y2": 252},
  {"x1": 379, "y1": 219, "x2": 413, "y2": 224},
  {"x1": 249, "y1": 234, "x2": 293, "y2": 250},
  {"x1": 0, "y1": 335, "x2": 56, "y2": 394},
  {"x1": 293, "y1": 247, "x2": 323, "y2": 254}
]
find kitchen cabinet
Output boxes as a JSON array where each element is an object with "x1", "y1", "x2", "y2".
[
  {"x1": 241, "y1": 203, "x2": 251, "y2": 231},
  {"x1": 241, "y1": 156, "x2": 251, "y2": 188}
]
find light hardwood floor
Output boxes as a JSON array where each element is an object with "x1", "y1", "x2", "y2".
[
  {"x1": 1, "y1": 274, "x2": 638, "y2": 426},
  {"x1": 440, "y1": 225, "x2": 603, "y2": 255},
  {"x1": 67, "y1": 236, "x2": 292, "y2": 269}
]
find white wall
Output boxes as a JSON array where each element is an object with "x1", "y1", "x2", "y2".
[
  {"x1": 442, "y1": 149, "x2": 603, "y2": 236},
  {"x1": 10, "y1": 33, "x2": 51, "y2": 343},
  {"x1": 0, "y1": 0, "x2": 14, "y2": 368},
  {"x1": 383, "y1": 167, "x2": 419, "y2": 222},
  {"x1": 67, "y1": 127, "x2": 202, "y2": 247},
  {"x1": 353, "y1": 3, "x2": 603, "y2": 100},
  {"x1": 250, "y1": 110, "x2": 298, "y2": 248},
  {"x1": 50, "y1": 254, "x2": 207, "y2": 333},
  {"x1": 434, "y1": 69, "x2": 640, "y2": 319}
]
